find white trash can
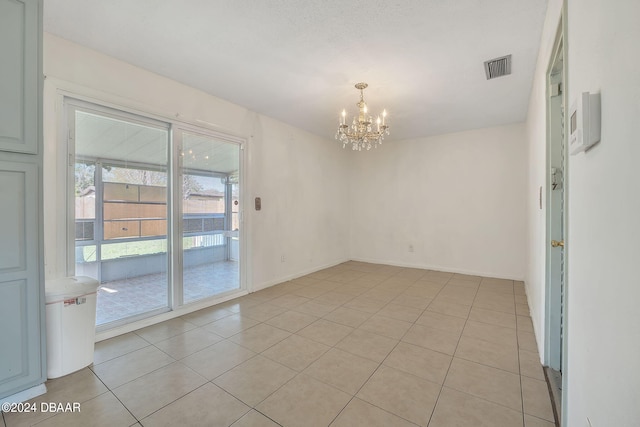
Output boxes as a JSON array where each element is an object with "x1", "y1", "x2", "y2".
[{"x1": 45, "y1": 276, "x2": 99, "y2": 379}]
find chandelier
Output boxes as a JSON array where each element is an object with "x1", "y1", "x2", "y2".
[{"x1": 336, "y1": 82, "x2": 389, "y2": 151}]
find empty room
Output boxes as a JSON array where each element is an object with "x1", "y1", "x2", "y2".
[{"x1": 1, "y1": 0, "x2": 639, "y2": 426}]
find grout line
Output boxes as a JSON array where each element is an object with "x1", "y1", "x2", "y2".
[
  {"x1": 269, "y1": 269, "x2": 415, "y2": 425},
  {"x1": 86, "y1": 369, "x2": 140, "y2": 424},
  {"x1": 513, "y1": 283, "x2": 527, "y2": 427},
  {"x1": 446, "y1": 354, "x2": 521, "y2": 376},
  {"x1": 425, "y1": 274, "x2": 480, "y2": 426},
  {"x1": 103, "y1": 356, "x2": 218, "y2": 422},
  {"x1": 140, "y1": 382, "x2": 232, "y2": 425},
  {"x1": 88, "y1": 264, "x2": 540, "y2": 426},
  {"x1": 250, "y1": 408, "x2": 283, "y2": 426},
  {"x1": 90, "y1": 350, "x2": 178, "y2": 392},
  {"x1": 326, "y1": 270, "x2": 430, "y2": 426},
  {"x1": 330, "y1": 268, "x2": 534, "y2": 423},
  {"x1": 325, "y1": 395, "x2": 355, "y2": 425},
  {"x1": 93, "y1": 342, "x2": 154, "y2": 368}
]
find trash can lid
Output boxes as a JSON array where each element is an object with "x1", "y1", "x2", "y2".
[{"x1": 45, "y1": 276, "x2": 100, "y2": 303}]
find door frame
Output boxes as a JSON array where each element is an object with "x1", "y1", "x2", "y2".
[
  {"x1": 61, "y1": 94, "x2": 248, "y2": 333},
  {"x1": 171, "y1": 122, "x2": 247, "y2": 307},
  {"x1": 544, "y1": 22, "x2": 566, "y2": 371},
  {"x1": 544, "y1": 4, "x2": 569, "y2": 425}
]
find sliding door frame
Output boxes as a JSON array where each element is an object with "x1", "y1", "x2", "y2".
[
  {"x1": 64, "y1": 96, "x2": 247, "y2": 331},
  {"x1": 172, "y1": 123, "x2": 246, "y2": 305},
  {"x1": 66, "y1": 98, "x2": 173, "y2": 329}
]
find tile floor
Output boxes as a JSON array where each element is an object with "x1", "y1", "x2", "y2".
[{"x1": 2, "y1": 261, "x2": 555, "y2": 427}]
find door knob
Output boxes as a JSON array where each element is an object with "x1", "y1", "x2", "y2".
[{"x1": 551, "y1": 240, "x2": 564, "y2": 247}]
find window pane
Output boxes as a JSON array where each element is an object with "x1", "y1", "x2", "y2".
[
  {"x1": 75, "y1": 162, "x2": 95, "y2": 241},
  {"x1": 181, "y1": 132, "x2": 240, "y2": 303},
  {"x1": 100, "y1": 239, "x2": 167, "y2": 260},
  {"x1": 73, "y1": 107, "x2": 169, "y2": 326}
]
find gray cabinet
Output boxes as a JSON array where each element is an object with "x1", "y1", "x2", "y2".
[
  {"x1": 0, "y1": 0, "x2": 40, "y2": 154},
  {"x1": 0, "y1": 0, "x2": 46, "y2": 399}
]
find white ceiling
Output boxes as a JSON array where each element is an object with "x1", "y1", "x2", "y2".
[{"x1": 44, "y1": 0, "x2": 548, "y2": 141}]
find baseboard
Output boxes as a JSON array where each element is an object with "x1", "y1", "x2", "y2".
[
  {"x1": 349, "y1": 256, "x2": 525, "y2": 281},
  {"x1": 251, "y1": 258, "x2": 350, "y2": 292},
  {"x1": 524, "y1": 282, "x2": 545, "y2": 364},
  {"x1": 1, "y1": 383, "x2": 47, "y2": 406}
]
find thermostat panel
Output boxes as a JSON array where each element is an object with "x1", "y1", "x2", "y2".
[{"x1": 569, "y1": 92, "x2": 601, "y2": 155}]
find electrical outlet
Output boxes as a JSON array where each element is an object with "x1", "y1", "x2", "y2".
[
  {"x1": 281, "y1": 255, "x2": 285, "y2": 262},
  {"x1": 408, "y1": 244, "x2": 414, "y2": 253}
]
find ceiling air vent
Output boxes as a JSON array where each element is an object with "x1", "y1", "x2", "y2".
[{"x1": 484, "y1": 54, "x2": 512, "y2": 80}]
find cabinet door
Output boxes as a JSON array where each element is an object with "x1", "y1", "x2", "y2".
[
  {"x1": 0, "y1": 0, "x2": 40, "y2": 154},
  {"x1": 0, "y1": 161, "x2": 44, "y2": 398},
  {"x1": 0, "y1": 0, "x2": 44, "y2": 399}
]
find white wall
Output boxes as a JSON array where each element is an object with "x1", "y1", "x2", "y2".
[
  {"x1": 526, "y1": 0, "x2": 640, "y2": 424},
  {"x1": 42, "y1": 33, "x2": 350, "y2": 291},
  {"x1": 248, "y1": 114, "x2": 350, "y2": 288},
  {"x1": 564, "y1": 0, "x2": 640, "y2": 425},
  {"x1": 349, "y1": 124, "x2": 527, "y2": 280}
]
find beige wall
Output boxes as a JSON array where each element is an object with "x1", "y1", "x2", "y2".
[{"x1": 349, "y1": 123, "x2": 527, "y2": 280}]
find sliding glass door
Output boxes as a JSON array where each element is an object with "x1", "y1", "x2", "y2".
[
  {"x1": 178, "y1": 131, "x2": 241, "y2": 303},
  {"x1": 71, "y1": 104, "x2": 170, "y2": 326},
  {"x1": 68, "y1": 100, "x2": 243, "y2": 329}
]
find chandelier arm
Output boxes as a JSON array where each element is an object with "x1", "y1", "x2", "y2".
[{"x1": 336, "y1": 82, "x2": 389, "y2": 150}]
